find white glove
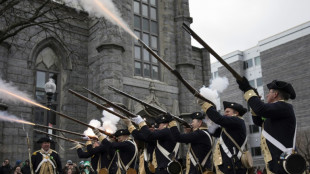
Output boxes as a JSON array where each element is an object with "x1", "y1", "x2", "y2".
[
  {"x1": 82, "y1": 136, "x2": 90, "y2": 140},
  {"x1": 70, "y1": 142, "x2": 83, "y2": 150},
  {"x1": 131, "y1": 115, "x2": 144, "y2": 124}
]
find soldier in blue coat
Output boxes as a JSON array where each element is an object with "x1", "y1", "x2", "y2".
[
  {"x1": 237, "y1": 78, "x2": 303, "y2": 173},
  {"x1": 124, "y1": 118, "x2": 156, "y2": 174},
  {"x1": 199, "y1": 101, "x2": 247, "y2": 174},
  {"x1": 74, "y1": 138, "x2": 117, "y2": 174},
  {"x1": 169, "y1": 112, "x2": 213, "y2": 174},
  {"x1": 31, "y1": 137, "x2": 62, "y2": 174},
  {"x1": 132, "y1": 114, "x2": 178, "y2": 174},
  {"x1": 93, "y1": 128, "x2": 138, "y2": 174}
]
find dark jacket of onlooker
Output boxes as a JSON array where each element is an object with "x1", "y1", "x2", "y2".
[{"x1": 0, "y1": 163, "x2": 12, "y2": 174}]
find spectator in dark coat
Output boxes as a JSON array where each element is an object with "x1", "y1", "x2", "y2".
[
  {"x1": 0, "y1": 159, "x2": 12, "y2": 174},
  {"x1": 21, "y1": 159, "x2": 31, "y2": 174}
]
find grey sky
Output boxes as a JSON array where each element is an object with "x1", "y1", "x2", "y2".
[{"x1": 189, "y1": 0, "x2": 310, "y2": 62}]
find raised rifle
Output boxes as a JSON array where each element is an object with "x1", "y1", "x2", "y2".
[
  {"x1": 82, "y1": 87, "x2": 151, "y2": 126},
  {"x1": 34, "y1": 129, "x2": 86, "y2": 146},
  {"x1": 137, "y1": 39, "x2": 216, "y2": 106},
  {"x1": 68, "y1": 89, "x2": 139, "y2": 127},
  {"x1": 34, "y1": 123, "x2": 97, "y2": 140},
  {"x1": 182, "y1": 23, "x2": 242, "y2": 81},
  {"x1": 47, "y1": 109, "x2": 112, "y2": 137},
  {"x1": 108, "y1": 86, "x2": 191, "y2": 128}
]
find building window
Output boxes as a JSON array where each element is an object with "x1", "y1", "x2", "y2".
[
  {"x1": 256, "y1": 77, "x2": 263, "y2": 87},
  {"x1": 244, "y1": 59, "x2": 253, "y2": 69},
  {"x1": 134, "y1": 0, "x2": 159, "y2": 80},
  {"x1": 249, "y1": 124, "x2": 260, "y2": 134},
  {"x1": 251, "y1": 147, "x2": 262, "y2": 156},
  {"x1": 254, "y1": 56, "x2": 261, "y2": 66},
  {"x1": 249, "y1": 80, "x2": 255, "y2": 88},
  {"x1": 213, "y1": 71, "x2": 218, "y2": 79},
  {"x1": 34, "y1": 47, "x2": 60, "y2": 150}
]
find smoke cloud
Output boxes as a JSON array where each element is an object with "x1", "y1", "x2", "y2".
[
  {"x1": 0, "y1": 78, "x2": 34, "y2": 105},
  {"x1": 199, "y1": 76, "x2": 229, "y2": 108},
  {"x1": 60, "y1": 0, "x2": 137, "y2": 39},
  {"x1": 100, "y1": 108, "x2": 120, "y2": 133},
  {"x1": 84, "y1": 107, "x2": 120, "y2": 137},
  {"x1": 0, "y1": 111, "x2": 34, "y2": 125}
]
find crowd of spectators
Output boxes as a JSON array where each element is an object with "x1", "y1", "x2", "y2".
[{"x1": 0, "y1": 159, "x2": 93, "y2": 174}]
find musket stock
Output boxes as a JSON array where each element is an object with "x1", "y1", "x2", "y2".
[
  {"x1": 108, "y1": 86, "x2": 192, "y2": 128},
  {"x1": 68, "y1": 89, "x2": 139, "y2": 127},
  {"x1": 137, "y1": 39, "x2": 216, "y2": 106},
  {"x1": 34, "y1": 129, "x2": 86, "y2": 146},
  {"x1": 182, "y1": 23, "x2": 243, "y2": 81}
]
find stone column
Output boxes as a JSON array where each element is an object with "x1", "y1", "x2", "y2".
[{"x1": 174, "y1": 0, "x2": 195, "y2": 114}]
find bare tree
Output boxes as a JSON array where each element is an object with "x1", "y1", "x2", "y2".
[{"x1": 296, "y1": 128, "x2": 310, "y2": 166}]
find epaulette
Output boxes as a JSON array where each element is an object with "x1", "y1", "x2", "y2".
[
  {"x1": 32, "y1": 150, "x2": 40, "y2": 155},
  {"x1": 51, "y1": 149, "x2": 58, "y2": 154}
]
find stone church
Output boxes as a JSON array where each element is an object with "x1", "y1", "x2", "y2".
[{"x1": 0, "y1": 0, "x2": 211, "y2": 163}]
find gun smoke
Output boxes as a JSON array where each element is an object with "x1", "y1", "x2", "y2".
[{"x1": 84, "y1": 107, "x2": 120, "y2": 137}]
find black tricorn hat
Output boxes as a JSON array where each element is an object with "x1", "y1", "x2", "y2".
[
  {"x1": 114, "y1": 129, "x2": 130, "y2": 137},
  {"x1": 155, "y1": 113, "x2": 172, "y2": 124},
  {"x1": 190, "y1": 112, "x2": 205, "y2": 120},
  {"x1": 37, "y1": 137, "x2": 53, "y2": 144},
  {"x1": 223, "y1": 101, "x2": 247, "y2": 116},
  {"x1": 267, "y1": 80, "x2": 296, "y2": 99}
]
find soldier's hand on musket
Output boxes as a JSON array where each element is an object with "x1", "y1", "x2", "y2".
[
  {"x1": 70, "y1": 142, "x2": 83, "y2": 150},
  {"x1": 82, "y1": 136, "x2": 90, "y2": 141},
  {"x1": 236, "y1": 76, "x2": 253, "y2": 92},
  {"x1": 236, "y1": 76, "x2": 260, "y2": 96},
  {"x1": 183, "y1": 125, "x2": 192, "y2": 133},
  {"x1": 92, "y1": 128, "x2": 105, "y2": 141},
  {"x1": 132, "y1": 115, "x2": 144, "y2": 124}
]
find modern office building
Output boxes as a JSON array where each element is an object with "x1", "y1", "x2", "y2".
[{"x1": 211, "y1": 21, "x2": 310, "y2": 166}]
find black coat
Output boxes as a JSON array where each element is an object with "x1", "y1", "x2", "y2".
[
  {"x1": 249, "y1": 97, "x2": 296, "y2": 173},
  {"x1": 102, "y1": 138, "x2": 137, "y2": 172},
  {"x1": 131, "y1": 129, "x2": 156, "y2": 174},
  {"x1": 140, "y1": 125, "x2": 177, "y2": 172},
  {"x1": 77, "y1": 142, "x2": 117, "y2": 173},
  {"x1": 170, "y1": 126, "x2": 212, "y2": 173},
  {"x1": 206, "y1": 106, "x2": 247, "y2": 174},
  {"x1": 0, "y1": 164, "x2": 12, "y2": 174},
  {"x1": 21, "y1": 165, "x2": 31, "y2": 174}
]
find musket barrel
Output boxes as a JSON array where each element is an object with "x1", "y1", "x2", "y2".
[
  {"x1": 34, "y1": 129, "x2": 86, "y2": 146},
  {"x1": 48, "y1": 109, "x2": 112, "y2": 137},
  {"x1": 137, "y1": 39, "x2": 216, "y2": 106},
  {"x1": 182, "y1": 23, "x2": 243, "y2": 81},
  {"x1": 68, "y1": 89, "x2": 138, "y2": 127},
  {"x1": 108, "y1": 86, "x2": 192, "y2": 128},
  {"x1": 35, "y1": 124, "x2": 85, "y2": 137}
]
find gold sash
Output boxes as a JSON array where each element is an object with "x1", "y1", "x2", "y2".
[
  {"x1": 261, "y1": 133, "x2": 275, "y2": 174},
  {"x1": 139, "y1": 152, "x2": 146, "y2": 174},
  {"x1": 39, "y1": 149, "x2": 55, "y2": 174}
]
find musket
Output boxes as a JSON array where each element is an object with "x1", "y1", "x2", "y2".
[
  {"x1": 137, "y1": 39, "x2": 216, "y2": 106},
  {"x1": 108, "y1": 86, "x2": 191, "y2": 128},
  {"x1": 68, "y1": 89, "x2": 139, "y2": 127},
  {"x1": 182, "y1": 23, "x2": 243, "y2": 81},
  {"x1": 82, "y1": 87, "x2": 151, "y2": 126},
  {"x1": 34, "y1": 129, "x2": 86, "y2": 146},
  {"x1": 35, "y1": 124, "x2": 98, "y2": 140},
  {"x1": 22, "y1": 115, "x2": 34, "y2": 174},
  {"x1": 47, "y1": 109, "x2": 112, "y2": 137}
]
